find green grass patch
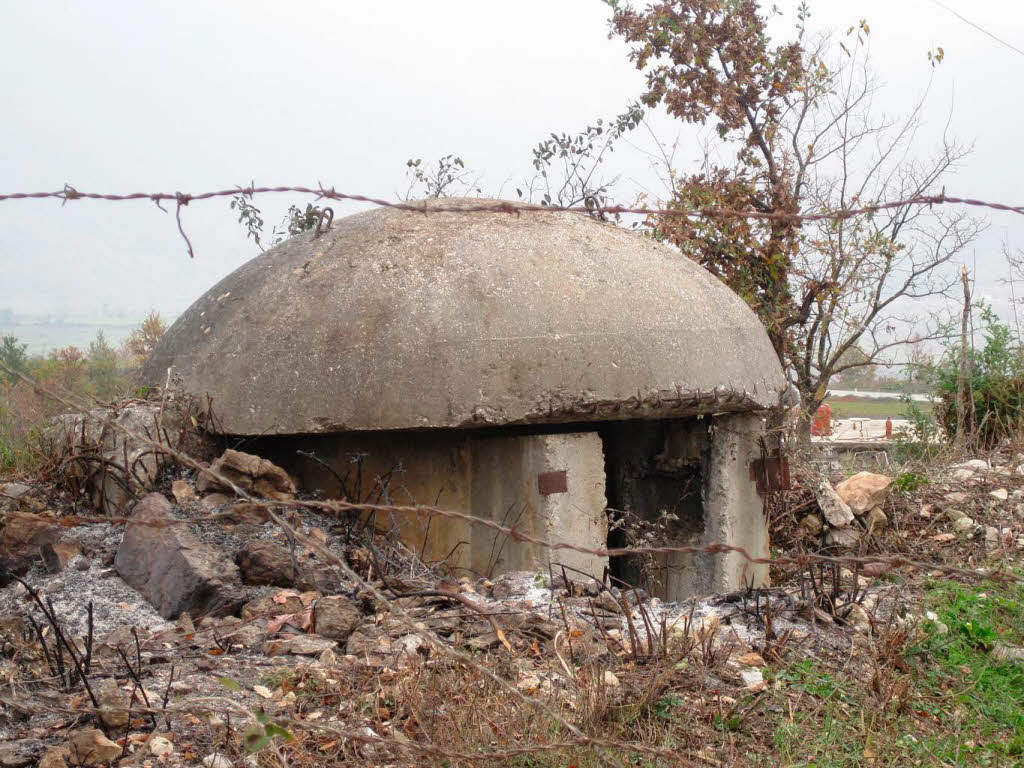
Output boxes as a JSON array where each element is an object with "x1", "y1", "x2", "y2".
[
  {"x1": 759, "y1": 577, "x2": 1024, "y2": 766},
  {"x1": 908, "y1": 577, "x2": 1024, "y2": 749},
  {"x1": 826, "y1": 396, "x2": 934, "y2": 420}
]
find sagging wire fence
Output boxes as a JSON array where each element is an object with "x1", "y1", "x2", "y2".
[{"x1": 1, "y1": 182, "x2": 1023, "y2": 257}]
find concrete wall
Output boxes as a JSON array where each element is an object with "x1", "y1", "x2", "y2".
[
  {"x1": 257, "y1": 414, "x2": 766, "y2": 596},
  {"x1": 694, "y1": 411, "x2": 769, "y2": 595},
  {"x1": 470, "y1": 432, "x2": 607, "y2": 578},
  {"x1": 264, "y1": 429, "x2": 607, "y2": 580}
]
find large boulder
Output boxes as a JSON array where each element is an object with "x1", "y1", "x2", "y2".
[
  {"x1": 835, "y1": 472, "x2": 892, "y2": 516},
  {"x1": 197, "y1": 450, "x2": 296, "y2": 500},
  {"x1": 114, "y1": 493, "x2": 244, "y2": 619}
]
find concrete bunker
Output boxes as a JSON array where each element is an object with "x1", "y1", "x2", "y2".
[{"x1": 145, "y1": 199, "x2": 787, "y2": 600}]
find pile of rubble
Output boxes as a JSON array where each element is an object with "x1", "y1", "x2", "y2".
[
  {"x1": 2, "y1": 443, "x2": 929, "y2": 766},
  {"x1": 805, "y1": 471, "x2": 894, "y2": 547},
  {"x1": 3, "y1": 436, "x2": 1023, "y2": 766},
  {"x1": 804, "y1": 459, "x2": 1024, "y2": 553}
]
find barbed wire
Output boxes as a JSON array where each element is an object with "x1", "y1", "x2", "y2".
[{"x1": 1, "y1": 183, "x2": 1021, "y2": 258}]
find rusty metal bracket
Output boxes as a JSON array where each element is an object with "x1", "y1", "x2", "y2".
[
  {"x1": 749, "y1": 454, "x2": 791, "y2": 495},
  {"x1": 537, "y1": 470, "x2": 568, "y2": 495},
  {"x1": 313, "y1": 206, "x2": 334, "y2": 238}
]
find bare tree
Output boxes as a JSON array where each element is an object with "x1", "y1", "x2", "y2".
[
  {"x1": 788, "y1": 37, "x2": 983, "y2": 429},
  {"x1": 608, "y1": 2, "x2": 982, "y2": 437}
]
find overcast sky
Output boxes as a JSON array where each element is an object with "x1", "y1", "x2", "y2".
[{"x1": 1, "y1": 0, "x2": 1022, "y2": 336}]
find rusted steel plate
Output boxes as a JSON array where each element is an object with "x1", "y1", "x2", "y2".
[
  {"x1": 749, "y1": 454, "x2": 791, "y2": 494},
  {"x1": 537, "y1": 470, "x2": 568, "y2": 495}
]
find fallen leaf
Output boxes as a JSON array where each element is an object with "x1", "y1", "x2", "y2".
[{"x1": 931, "y1": 533, "x2": 955, "y2": 542}]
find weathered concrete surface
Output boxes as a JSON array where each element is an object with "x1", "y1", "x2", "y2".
[
  {"x1": 145, "y1": 199, "x2": 787, "y2": 435},
  {"x1": 673, "y1": 412, "x2": 769, "y2": 597},
  {"x1": 260, "y1": 429, "x2": 607, "y2": 579},
  {"x1": 471, "y1": 431, "x2": 608, "y2": 578}
]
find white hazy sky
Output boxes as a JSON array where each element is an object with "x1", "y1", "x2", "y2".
[{"x1": 1, "y1": 0, "x2": 1022, "y2": 331}]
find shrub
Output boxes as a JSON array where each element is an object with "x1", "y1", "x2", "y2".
[{"x1": 922, "y1": 304, "x2": 1024, "y2": 448}]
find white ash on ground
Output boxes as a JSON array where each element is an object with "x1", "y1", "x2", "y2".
[{"x1": 0, "y1": 557, "x2": 172, "y2": 639}]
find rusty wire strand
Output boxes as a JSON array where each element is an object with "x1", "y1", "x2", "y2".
[
  {"x1": 2, "y1": 183, "x2": 1021, "y2": 219},
  {"x1": 2, "y1": 183, "x2": 1023, "y2": 257}
]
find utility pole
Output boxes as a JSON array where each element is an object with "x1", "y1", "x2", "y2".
[{"x1": 955, "y1": 265, "x2": 971, "y2": 446}]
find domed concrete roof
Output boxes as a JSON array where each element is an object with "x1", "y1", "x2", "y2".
[{"x1": 145, "y1": 199, "x2": 786, "y2": 435}]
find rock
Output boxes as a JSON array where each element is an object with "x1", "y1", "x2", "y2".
[
  {"x1": 985, "y1": 526, "x2": 1011, "y2": 548},
  {"x1": 96, "y1": 677, "x2": 129, "y2": 730},
  {"x1": 593, "y1": 590, "x2": 623, "y2": 614},
  {"x1": 313, "y1": 596, "x2": 363, "y2": 641},
  {"x1": 825, "y1": 526, "x2": 860, "y2": 548},
  {"x1": 861, "y1": 561, "x2": 893, "y2": 577},
  {"x1": 952, "y1": 516, "x2": 976, "y2": 533},
  {"x1": 50, "y1": 401, "x2": 199, "y2": 516},
  {"x1": 835, "y1": 472, "x2": 892, "y2": 516},
  {"x1": 952, "y1": 469, "x2": 976, "y2": 481},
  {"x1": 236, "y1": 540, "x2": 297, "y2": 587},
  {"x1": 114, "y1": 493, "x2": 245, "y2": 619},
  {"x1": 924, "y1": 611, "x2": 949, "y2": 635},
  {"x1": 992, "y1": 643, "x2": 1024, "y2": 663},
  {"x1": 944, "y1": 492, "x2": 968, "y2": 504},
  {"x1": 171, "y1": 479, "x2": 197, "y2": 505},
  {"x1": 0, "y1": 512, "x2": 59, "y2": 573},
  {"x1": 864, "y1": 507, "x2": 888, "y2": 533},
  {"x1": 845, "y1": 604, "x2": 872, "y2": 633},
  {"x1": 263, "y1": 634, "x2": 337, "y2": 657},
  {"x1": 203, "y1": 754, "x2": 234, "y2": 768},
  {"x1": 0, "y1": 482, "x2": 32, "y2": 500},
  {"x1": 219, "y1": 618, "x2": 267, "y2": 649},
  {"x1": 222, "y1": 502, "x2": 272, "y2": 527},
  {"x1": 149, "y1": 735, "x2": 173, "y2": 757},
  {"x1": 945, "y1": 508, "x2": 969, "y2": 523},
  {"x1": 241, "y1": 590, "x2": 307, "y2": 621},
  {"x1": 37, "y1": 747, "x2": 72, "y2": 768},
  {"x1": 815, "y1": 480, "x2": 854, "y2": 527},
  {"x1": 197, "y1": 450, "x2": 297, "y2": 500},
  {"x1": 0, "y1": 740, "x2": 43, "y2": 768},
  {"x1": 200, "y1": 493, "x2": 234, "y2": 511},
  {"x1": 989, "y1": 488, "x2": 1009, "y2": 502},
  {"x1": 799, "y1": 513, "x2": 824, "y2": 535},
  {"x1": 739, "y1": 666, "x2": 765, "y2": 691},
  {"x1": 67, "y1": 729, "x2": 122, "y2": 766},
  {"x1": 517, "y1": 674, "x2": 542, "y2": 694},
  {"x1": 40, "y1": 539, "x2": 82, "y2": 573},
  {"x1": 489, "y1": 571, "x2": 535, "y2": 599},
  {"x1": 955, "y1": 459, "x2": 990, "y2": 471}
]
